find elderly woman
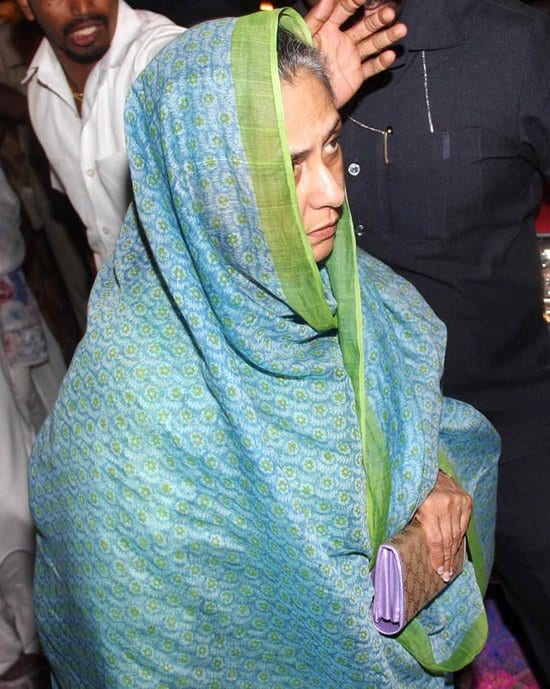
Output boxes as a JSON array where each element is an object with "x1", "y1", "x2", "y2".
[{"x1": 28, "y1": 9, "x2": 499, "y2": 688}]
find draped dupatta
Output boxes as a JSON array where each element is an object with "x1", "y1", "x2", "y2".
[{"x1": 29, "y1": 10, "x2": 499, "y2": 687}]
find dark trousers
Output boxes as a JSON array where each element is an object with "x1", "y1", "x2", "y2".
[{"x1": 495, "y1": 452, "x2": 550, "y2": 688}]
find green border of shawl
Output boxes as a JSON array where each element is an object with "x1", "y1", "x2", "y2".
[
  {"x1": 231, "y1": 9, "x2": 335, "y2": 333},
  {"x1": 232, "y1": 8, "x2": 488, "y2": 673},
  {"x1": 231, "y1": 7, "x2": 391, "y2": 555},
  {"x1": 326, "y1": 204, "x2": 391, "y2": 555},
  {"x1": 398, "y1": 611, "x2": 488, "y2": 674},
  {"x1": 439, "y1": 450, "x2": 489, "y2": 595},
  {"x1": 395, "y1": 450, "x2": 489, "y2": 672}
]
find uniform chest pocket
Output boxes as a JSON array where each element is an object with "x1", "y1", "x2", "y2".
[{"x1": 384, "y1": 127, "x2": 482, "y2": 244}]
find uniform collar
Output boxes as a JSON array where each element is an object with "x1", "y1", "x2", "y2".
[
  {"x1": 391, "y1": 0, "x2": 467, "y2": 67},
  {"x1": 291, "y1": 0, "x2": 466, "y2": 54}
]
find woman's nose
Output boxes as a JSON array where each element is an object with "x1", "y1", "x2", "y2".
[{"x1": 311, "y1": 162, "x2": 345, "y2": 209}]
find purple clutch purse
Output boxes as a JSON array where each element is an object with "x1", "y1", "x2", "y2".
[{"x1": 372, "y1": 519, "x2": 465, "y2": 635}]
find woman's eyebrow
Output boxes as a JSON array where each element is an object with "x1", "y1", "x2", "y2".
[
  {"x1": 323, "y1": 115, "x2": 343, "y2": 145},
  {"x1": 290, "y1": 115, "x2": 343, "y2": 162}
]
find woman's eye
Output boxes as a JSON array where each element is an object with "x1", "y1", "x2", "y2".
[{"x1": 326, "y1": 136, "x2": 341, "y2": 153}]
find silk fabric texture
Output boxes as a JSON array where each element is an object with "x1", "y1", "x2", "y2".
[{"x1": 29, "y1": 10, "x2": 499, "y2": 688}]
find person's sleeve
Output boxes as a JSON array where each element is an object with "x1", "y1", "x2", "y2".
[
  {"x1": 0, "y1": 167, "x2": 25, "y2": 273},
  {"x1": 132, "y1": 19, "x2": 187, "y2": 75},
  {"x1": 519, "y1": 12, "x2": 550, "y2": 178}
]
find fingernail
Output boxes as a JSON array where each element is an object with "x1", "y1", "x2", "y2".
[
  {"x1": 437, "y1": 566, "x2": 444, "y2": 576},
  {"x1": 442, "y1": 572, "x2": 450, "y2": 582}
]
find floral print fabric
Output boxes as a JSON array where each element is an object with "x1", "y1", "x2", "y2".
[{"x1": 29, "y1": 11, "x2": 499, "y2": 688}]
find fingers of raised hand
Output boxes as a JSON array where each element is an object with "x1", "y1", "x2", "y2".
[
  {"x1": 347, "y1": 6, "x2": 405, "y2": 47},
  {"x1": 360, "y1": 49, "x2": 397, "y2": 81},
  {"x1": 305, "y1": 0, "x2": 360, "y2": 36},
  {"x1": 356, "y1": 20, "x2": 407, "y2": 59},
  {"x1": 351, "y1": 17, "x2": 407, "y2": 79},
  {"x1": 312, "y1": 0, "x2": 373, "y2": 31}
]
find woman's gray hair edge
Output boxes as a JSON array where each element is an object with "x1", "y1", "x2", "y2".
[{"x1": 277, "y1": 28, "x2": 334, "y2": 99}]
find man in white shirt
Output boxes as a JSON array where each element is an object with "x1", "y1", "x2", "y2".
[
  {"x1": 16, "y1": 0, "x2": 405, "y2": 269},
  {"x1": 18, "y1": 0, "x2": 184, "y2": 268}
]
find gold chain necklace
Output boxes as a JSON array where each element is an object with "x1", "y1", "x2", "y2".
[{"x1": 63, "y1": 69, "x2": 85, "y2": 104}]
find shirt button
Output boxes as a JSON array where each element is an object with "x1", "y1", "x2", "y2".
[
  {"x1": 101, "y1": 226, "x2": 110, "y2": 236},
  {"x1": 348, "y1": 162, "x2": 361, "y2": 177},
  {"x1": 355, "y1": 224, "x2": 365, "y2": 237},
  {"x1": 86, "y1": 169, "x2": 94, "y2": 177}
]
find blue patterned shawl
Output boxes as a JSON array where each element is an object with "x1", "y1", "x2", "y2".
[{"x1": 29, "y1": 9, "x2": 499, "y2": 688}]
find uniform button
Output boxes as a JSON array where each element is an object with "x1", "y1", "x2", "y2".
[
  {"x1": 86, "y1": 169, "x2": 94, "y2": 177},
  {"x1": 101, "y1": 226, "x2": 110, "y2": 236},
  {"x1": 355, "y1": 224, "x2": 365, "y2": 237},
  {"x1": 348, "y1": 162, "x2": 361, "y2": 176}
]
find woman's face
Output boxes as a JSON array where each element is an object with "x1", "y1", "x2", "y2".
[{"x1": 281, "y1": 69, "x2": 345, "y2": 264}]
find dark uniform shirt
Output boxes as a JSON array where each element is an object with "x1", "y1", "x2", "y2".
[
  {"x1": 295, "y1": 0, "x2": 550, "y2": 464},
  {"x1": 341, "y1": 0, "x2": 550, "y2": 464}
]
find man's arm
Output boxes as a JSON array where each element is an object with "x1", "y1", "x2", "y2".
[{"x1": 304, "y1": 0, "x2": 407, "y2": 109}]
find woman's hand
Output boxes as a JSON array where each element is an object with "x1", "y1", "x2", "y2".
[
  {"x1": 414, "y1": 471, "x2": 472, "y2": 582},
  {"x1": 305, "y1": 0, "x2": 407, "y2": 109}
]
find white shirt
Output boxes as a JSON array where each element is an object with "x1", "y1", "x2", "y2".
[{"x1": 23, "y1": 1, "x2": 184, "y2": 267}]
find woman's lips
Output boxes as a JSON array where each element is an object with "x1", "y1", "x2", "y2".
[{"x1": 309, "y1": 224, "x2": 337, "y2": 242}]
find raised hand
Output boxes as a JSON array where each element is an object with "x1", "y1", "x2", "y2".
[{"x1": 305, "y1": 0, "x2": 407, "y2": 108}]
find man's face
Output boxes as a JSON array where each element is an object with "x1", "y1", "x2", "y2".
[{"x1": 17, "y1": 0, "x2": 118, "y2": 66}]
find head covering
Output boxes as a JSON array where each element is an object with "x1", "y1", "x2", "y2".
[{"x1": 29, "y1": 9, "x2": 499, "y2": 687}]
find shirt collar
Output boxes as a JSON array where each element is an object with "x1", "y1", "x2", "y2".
[
  {"x1": 23, "y1": 38, "x2": 60, "y2": 87},
  {"x1": 391, "y1": 0, "x2": 467, "y2": 67}
]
